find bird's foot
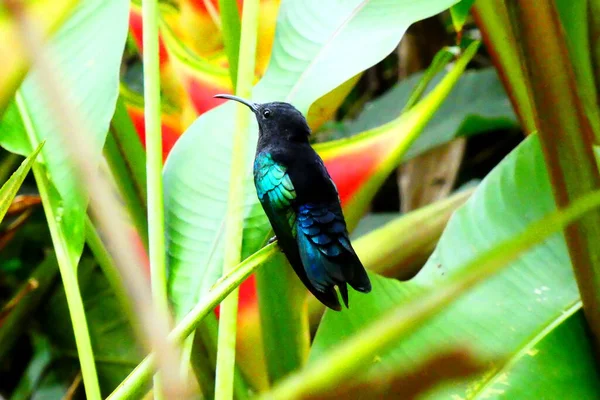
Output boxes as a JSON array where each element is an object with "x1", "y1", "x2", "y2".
[{"x1": 267, "y1": 235, "x2": 277, "y2": 244}]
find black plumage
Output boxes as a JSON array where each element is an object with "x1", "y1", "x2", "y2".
[{"x1": 215, "y1": 94, "x2": 371, "y2": 310}]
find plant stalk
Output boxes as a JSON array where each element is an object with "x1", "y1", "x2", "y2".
[
  {"x1": 507, "y1": 0, "x2": 600, "y2": 347},
  {"x1": 472, "y1": 0, "x2": 537, "y2": 134},
  {"x1": 16, "y1": 92, "x2": 101, "y2": 400},
  {"x1": 142, "y1": 0, "x2": 170, "y2": 396},
  {"x1": 215, "y1": 0, "x2": 260, "y2": 397}
]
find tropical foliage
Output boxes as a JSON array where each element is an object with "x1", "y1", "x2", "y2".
[{"x1": 1, "y1": 0, "x2": 599, "y2": 399}]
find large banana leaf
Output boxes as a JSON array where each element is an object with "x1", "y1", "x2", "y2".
[
  {"x1": 0, "y1": 0, "x2": 130, "y2": 264},
  {"x1": 164, "y1": 0, "x2": 461, "y2": 321},
  {"x1": 310, "y1": 135, "x2": 600, "y2": 398}
]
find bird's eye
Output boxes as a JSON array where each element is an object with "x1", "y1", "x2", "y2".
[{"x1": 262, "y1": 109, "x2": 271, "y2": 118}]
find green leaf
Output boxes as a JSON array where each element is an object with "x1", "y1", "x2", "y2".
[
  {"x1": 449, "y1": 0, "x2": 476, "y2": 32},
  {"x1": 0, "y1": 141, "x2": 43, "y2": 224},
  {"x1": 310, "y1": 135, "x2": 600, "y2": 398},
  {"x1": 9, "y1": 335, "x2": 70, "y2": 400},
  {"x1": 308, "y1": 188, "x2": 474, "y2": 328},
  {"x1": 338, "y1": 68, "x2": 518, "y2": 160},
  {"x1": 491, "y1": 310, "x2": 600, "y2": 398},
  {"x1": 0, "y1": 0, "x2": 130, "y2": 264}
]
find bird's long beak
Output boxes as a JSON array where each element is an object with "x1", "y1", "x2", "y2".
[{"x1": 214, "y1": 94, "x2": 258, "y2": 113}]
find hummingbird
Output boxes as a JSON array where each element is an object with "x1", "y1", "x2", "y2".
[{"x1": 214, "y1": 94, "x2": 371, "y2": 310}]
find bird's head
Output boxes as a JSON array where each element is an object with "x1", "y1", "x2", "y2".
[{"x1": 214, "y1": 94, "x2": 310, "y2": 143}]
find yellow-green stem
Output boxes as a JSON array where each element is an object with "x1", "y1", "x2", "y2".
[
  {"x1": 472, "y1": 0, "x2": 537, "y2": 134},
  {"x1": 142, "y1": 0, "x2": 169, "y2": 396},
  {"x1": 17, "y1": 93, "x2": 101, "y2": 400},
  {"x1": 85, "y1": 216, "x2": 136, "y2": 323},
  {"x1": 215, "y1": 0, "x2": 260, "y2": 398}
]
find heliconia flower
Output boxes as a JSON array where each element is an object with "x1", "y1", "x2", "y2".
[
  {"x1": 318, "y1": 133, "x2": 395, "y2": 207},
  {"x1": 177, "y1": 0, "x2": 229, "y2": 56},
  {"x1": 159, "y1": 19, "x2": 234, "y2": 115}
]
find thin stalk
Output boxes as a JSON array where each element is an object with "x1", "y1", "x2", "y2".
[
  {"x1": 401, "y1": 47, "x2": 455, "y2": 112},
  {"x1": 108, "y1": 243, "x2": 278, "y2": 400},
  {"x1": 85, "y1": 215, "x2": 135, "y2": 322},
  {"x1": 261, "y1": 189, "x2": 600, "y2": 400},
  {"x1": 215, "y1": 0, "x2": 260, "y2": 399},
  {"x1": 16, "y1": 92, "x2": 101, "y2": 400},
  {"x1": 471, "y1": 0, "x2": 537, "y2": 134},
  {"x1": 34, "y1": 174, "x2": 99, "y2": 396},
  {"x1": 142, "y1": 0, "x2": 169, "y2": 396}
]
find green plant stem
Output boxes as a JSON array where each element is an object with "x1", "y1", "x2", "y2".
[
  {"x1": 85, "y1": 215, "x2": 135, "y2": 322},
  {"x1": 142, "y1": 0, "x2": 169, "y2": 396},
  {"x1": 590, "y1": 0, "x2": 600, "y2": 105},
  {"x1": 261, "y1": 188, "x2": 600, "y2": 400},
  {"x1": 402, "y1": 47, "x2": 455, "y2": 112},
  {"x1": 108, "y1": 243, "x2": 278, "y2": 400},
  {"x1": 507, "y1": 0, "x2": 600, "y2": 347},
  {"x1": 16, "y1": 92, "x2": 101, "y2": 400},
  {"x1": 215, "y1": 0, "x2": 260, "y2": 399},
  {"x1": 219, "y1": 0, "x2": 241, "y2": 89},
  {"x1": 34, "y1": 166, "x2": 101, "y2": 398},
  {"x1": 471, "y1": 0, "x2": 537, "y2": 134}
]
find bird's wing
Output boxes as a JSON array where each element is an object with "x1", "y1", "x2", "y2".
[
  {"x1": 255, "y1": 153, "x2": 296, "y2": 228},
  {"x1": 254, "y1": 152, "x2": 344, "y2": 310},
  {"x1": 296, "y1": 202, "x2": 371, "y2": 307}
]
